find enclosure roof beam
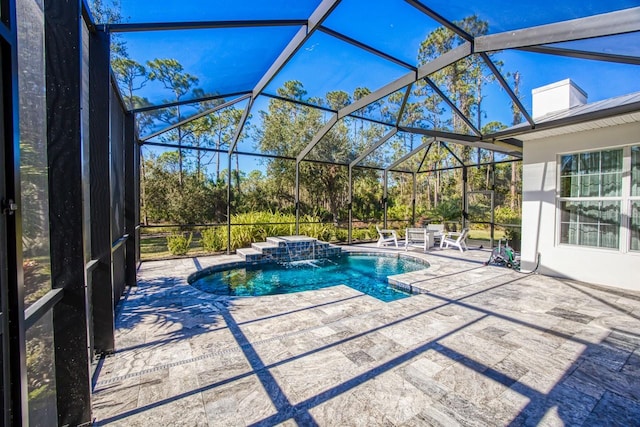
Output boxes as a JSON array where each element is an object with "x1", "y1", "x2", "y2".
[
  {"x1": 396, "y1": 84, "x2": 413, "y2": 127},
  {"x1": 262, "y1": 93, "x2": 337, "y2": 113},
  {"x1": 401, "y1": 126, "x2": 523, "y2": 157},
  {"x1": 479, "y1": 52, "x2": 535, "y2": 127},
  {"x1": 228, "y1": 0, "x2": 341, "y2": 154},
  {"x1": 441, "y1": 142, "x2": 464, "y2": 166},
  {"x1": 416, "y1": 142, "x2": 433, "y2": 173},
  {"x1": 228, "y1": 96, "x2": 254, "y2": 154},
  {"x1": 100, "y1": 19, "x2": 307, "y2": 33},
  {"x1": 296, "y1": 114, "x2": 338, "y2": 162},
  {"x1": 319, "y1": 26, "x2": 416, "y2": 70},
  {"x1": 81, "y1": 0, "x2": 97, "y2": 30},
  {"x1": 418, "y1": 158, "x2": 520, "y2": 174},
  {"x1": 519, "y1": 45, "x2": 640, "y2": 65},
  {"x1": 253, "y1": 0, "x2": 341, "y2": 98},
  {"x1": 340, "y1": 42, "x2": 472, "y2": 119},
  {"x1": 140, "y1": 94, "x2": 251, "y2": 142},
  {"x1": 424, "y1": 77, "x2": 481, "y2": 136},
  {"x1": 350, "y1": 128, "x2": 399, "y2": 167},
  {"x1": 475, "y1": 7, "x2": 640, "y2": 52},
  {"x1": 448, "y1": 138, "x2": 522, "y2": 158},
  {"x1": 287, "y1": 42, "x2": 471, "y2": 158},
  {"x1": 130, "y1": 91, "x2": 252, "y2": 113},
  {"x1": 404, "y1": 0, "x2": 473, "y2": 42},
  {"x1": 262, "y1": 92, "x2": 398, "y2": 128},
  {"x1": 385, "y1": 138, "x2": 435, "y2": 172},
  {"x1": 398, "y1": 126, "x2": 478, "y2": 142}
]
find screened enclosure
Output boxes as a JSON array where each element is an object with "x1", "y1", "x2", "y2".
[
  {"x1": 88, "y1": 0, "x2": 640, "y2": 259},
  {"x1": 1, "y1": 0, "x2": 639, "y2": 424}
]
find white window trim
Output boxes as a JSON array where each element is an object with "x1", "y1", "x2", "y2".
[
  {"x1": 556, "y1": 145, "x2": 639, "y2": 252},
  {"x1": 630, "y1": 146, "x2": 640, "y2": 252}
]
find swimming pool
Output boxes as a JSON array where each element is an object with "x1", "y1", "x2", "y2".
[{"x1": 190, "y1": 254, "x2": 428, "y2": 302}]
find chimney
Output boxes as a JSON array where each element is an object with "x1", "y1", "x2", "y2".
[{"x1": 532, "y1": 78, "x2": 587, "y2": 119}]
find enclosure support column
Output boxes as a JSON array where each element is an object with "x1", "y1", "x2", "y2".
[
  {"x1": 412, "y1": 172, "x2": 417, "y2": 226},
  {"x1": 490, "y1": 154, "x2": 496, "y2": 247},
  {"x1": 383, "y1": 170, "x2": 388, "y2": 228},
  {"x1": 3, "y1": 0, "x2": 28, "y2": 423},
  {"x1": 45, "y1": 0, "x2": 91, "y2": 423},
  {"x1": 348, "y1": 165, "x2": 353, "y2": 244},
  {"x1": 88, "y1": 28, "x2": 115, "y2": 355},
  {"x1": 295, "y1": 161, "x2": 300, "y2": 235},
  {"x1": 227, "y1": 154, "x2": 232, "y2": 254},
  {"x1": 462, "y1": 166, "x2": 468, "y2": 229},
  {"x1": 124, "y1": 112, "x2": 138, "y2": 287}
]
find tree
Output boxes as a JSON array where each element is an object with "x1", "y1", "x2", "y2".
[
  {"x1": 418, "y1": 15, "x2": 493, "y2": 160},
  {"x1": 112, "y1": 57, "x2": 148, "y2": 107},
  {"x1": 90, "y1": 0, "x2": 127, "y2": 58},
  {"x1": 142, "y1": 150, "x2": 226, "y2": 224},
  {"x1": 147, "y1": 58, "x2": 200, "y2": 185},
  {"x1": 412, "y1": 15, "x2": 516, "y2": 221}
]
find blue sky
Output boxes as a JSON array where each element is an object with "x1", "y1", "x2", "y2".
[{"x1": 106, "y1": 0, "x2": 640, "y2": 173}]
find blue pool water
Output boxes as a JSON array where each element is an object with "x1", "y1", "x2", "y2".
[{"x1": 191, "y1": 255, "x2": 428, "y2": 302}]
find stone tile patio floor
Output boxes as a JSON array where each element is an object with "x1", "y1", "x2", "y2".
[{"x1": 91, "y1": 244, "x2": 640, "y2": 426}]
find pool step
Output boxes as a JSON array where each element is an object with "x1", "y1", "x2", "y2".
[
  {"x1": 236, "y1": 236, "x2": 343, "y2": 264},
  {"x1": 251, "y1": 242, "x2": 280, "y2": 251},
  {"x1": 265, "y1": 236, "x2": 318, "y2": 246},
  {"x1": 235, "y1": 247, "x2": 263, "y2": 263}
]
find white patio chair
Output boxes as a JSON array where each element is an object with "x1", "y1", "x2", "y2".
[
  {"x1": 376, "y1": 225, "x2": 398, "y2": 248},
  {"x1": 440, "y1": 228, "x2": 469, "y2": 252}
]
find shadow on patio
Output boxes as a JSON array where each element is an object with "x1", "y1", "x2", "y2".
[{"x1": 91, "y1": 253, "x2": 640, "y2": 426}]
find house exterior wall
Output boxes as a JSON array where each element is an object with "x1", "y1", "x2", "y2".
[{"x1": 521, "y1": 120, "x2": 640, "y2": 291}]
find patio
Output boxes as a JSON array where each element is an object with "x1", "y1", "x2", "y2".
[{"x1": 91, "y1": 245, "x2": 640, "y2": 426}]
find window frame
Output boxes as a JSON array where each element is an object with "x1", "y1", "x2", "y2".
[
  {"x1": 556, "y1": 144, "x2": 640, "y2": 253},
  {"x1": 630, "y1": 146, "x2": 640, "y2": 252}
]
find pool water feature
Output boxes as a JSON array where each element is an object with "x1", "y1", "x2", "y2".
[{"x1": 190, "y1": 254, "x2": 428, "y2": 302}]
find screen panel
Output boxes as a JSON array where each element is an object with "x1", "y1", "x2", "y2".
[{"x1": 111, "y1": 87, "x2": 126, "y2": 240}]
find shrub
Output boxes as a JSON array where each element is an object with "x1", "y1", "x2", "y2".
[
  {"x1": 300, "y1": 216, "x2": 332, "y2": 241},
  {"x1": 333, "y1": 228, "x2": 348, "y2": 242},
  {"x1": 230, "y1": 226, "x2": 253, "y2": 250},
  {"x1": 352, "y1": 228, "x2": 372, "y2": 241},
  {"x1": 201, "y1": 227, "x2": 225, "y2": 252},
  {"x1": 166, "y1": 232, "x2": 192, "y2": 256},
  {"x1": 494, "y1": 206, "x2": 521, "y2": 226}
]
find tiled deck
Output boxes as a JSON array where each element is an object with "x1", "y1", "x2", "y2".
[{"x1": 91, "y1": 244, "x2": 640, "y2": 426}]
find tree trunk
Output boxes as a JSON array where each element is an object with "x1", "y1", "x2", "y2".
[
  {"x1": 435, "y1": 170, "x2": 440, "y2": 207},
  {"x1": 177, "y1": 106, "x2": 183, "y2": 187}
]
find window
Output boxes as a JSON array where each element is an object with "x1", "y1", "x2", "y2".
[
  {"x1": 559, "y1": 149, "x2": 623, "y2": 249},
  {"x1": 631, "y1": 146, "x2": 640, "y2": 250},
  {"x1": 632, "y1": 201, "x2": 640, "y2": 251},
  {"x1": 559, "y1": 146, "x2": 640, "y2": 251}
]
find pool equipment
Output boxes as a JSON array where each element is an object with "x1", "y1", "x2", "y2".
[{"x1": 484, "y1": 239, "x2": 520, "y2": 270}]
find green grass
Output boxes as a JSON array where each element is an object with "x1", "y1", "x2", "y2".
[
  {"x1": 140, "y1": 234, "x2": 211, "y2": 260},
  {"x1": 468, "y1": 228, "x2": 506, "y2": 242}
]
